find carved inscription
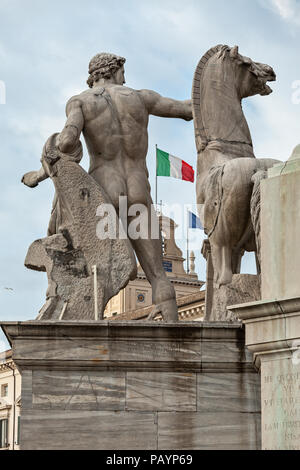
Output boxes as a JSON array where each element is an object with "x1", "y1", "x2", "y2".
[
  {"x1": 262, "y1": 366, "x2": 300, "y2": 450},
  {"x1": 110, "y1": 340, "x2": 201, "y2": 362},
  {"x1": 126, "y1": 341, "x2": 182, "y2": 356}
]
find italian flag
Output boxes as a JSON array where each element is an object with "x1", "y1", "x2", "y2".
[{"x1": 156, "y1": 148, "x2": 194, "y2": 183}]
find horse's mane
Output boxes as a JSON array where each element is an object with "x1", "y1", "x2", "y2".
[{"x1": 192, "y1": 44, "x2": 229, "y2": 153}]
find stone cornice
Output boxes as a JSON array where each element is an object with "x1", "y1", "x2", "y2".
[
  {"x1": 228, "y1": 296, "x2": 300, "y2": 321},
  {"x1": 1, "y1": 321, "x2": 250, "y2": 373},
  {"x1": 0, "y1": 397, "x2": 11, "y2": 411},
  {"x1": 0, "y1": 403, "x2": 12, "y2": 411},
  {"x1": 0, "y1": 360, "x2": 15, "y2": 372},
  {"x1": 229, "y1": 297, "x2": 300, "y2": 369},
  {"x1": 136, "y1": 274, "x2": 204, "y2": 287}
]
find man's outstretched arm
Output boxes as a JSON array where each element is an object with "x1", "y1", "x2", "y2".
[
  {"x1": 139, "y1": 89, "x2": 193, "y2": 121},
  {"x1": 22, "y1": 98, "x2": 84, "y2": 188}
]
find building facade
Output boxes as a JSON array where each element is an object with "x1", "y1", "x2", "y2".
[
  {"x1": 104, "y1": 215, "x2": 204, "y2": 317},
  {"x1": 0, "y1": 350, "x2": 21, "y2": 451}
]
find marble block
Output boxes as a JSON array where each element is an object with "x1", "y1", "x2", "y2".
[
  {"x1": 1, "y1": 321, "x2": 261, "y2": 450},
  {"x1": 261, "y1": 161, "x2": 300, "y2": 300}
]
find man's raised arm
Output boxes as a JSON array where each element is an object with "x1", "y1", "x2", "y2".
[
  {"x1": 58, "y1": 97, "x2": 84, "y2": 153},
  {"x1": 22, "y1": 97, "x2": 84, "y2": 188},
  {"x1": 139, "y1": 89, "x2": 193, "y2": 121}
]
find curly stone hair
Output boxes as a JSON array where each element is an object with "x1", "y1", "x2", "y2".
[{"x1": 87, "y1": 53, "x2": 126, "y2": 88}]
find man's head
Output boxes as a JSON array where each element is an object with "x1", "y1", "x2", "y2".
[{"x1": 87, "y1": 53, "x2": 126, "y2": 87}]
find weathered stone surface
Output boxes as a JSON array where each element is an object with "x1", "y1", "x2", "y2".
[
  {"x1": 231, "y1": 297, "x2": 300, "y2": 450},
  {"x1": 289, "y1": 144, "x2": 300, "y2": 161},
  {"x1": 193, "y1": 45, "x2": 278, "y2": 289},
  {"x1": 32, "y1": 371, "x2": 125, "y2": 410},
  {"x1": 21, "y1": 370, "x2": 33, "y2": 410},
  {"x1": 261, "y1": 358, "x2": 300, "y2": 451},
  {"x1": 13, "y1": 336, "x2": 110, "y2": 363},
  {"x1": 201, "y1": 335, "x2": 251, "y2": 365},
  {"x1": 1, "y1": 321, "x2": 261, "y2": 450},
  {"x1": 231, "y1": 149, "x2": 300, "y2": 450},
  {"x1": 158, "y1": 412, "x2": 261, "y2": 450},
  {"x1": 210, "y1": 274, "x2": 261, "y2": 321},
  {"x1": 5, "y1": 321, "x2": 248, "y2": 370},
  {"x1": 261, "y1": 153, "x2": 300, "y2": 300},
  {"x1": 197, "y1": 372, "x2": 261, "y2": 413},
  {"x1": 109, "y1": 338, "x2": 201, "y2": 364},
  {"x1": 21, "y1": 410, "x2": 157, "y2": 450},
  {"x1": 126, "y1": 372, "x2": 196, "y2": 411}
]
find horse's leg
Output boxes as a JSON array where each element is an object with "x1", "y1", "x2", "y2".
[
  {"x1": 211, "y1": 243, "x2": 233, "y2": 287},
  {"x1": 219, "y1": 246, "x2": 233, "y2": 286},
  {"x1": 232, "y1": 248, "x2": 244, "y2": 274}
]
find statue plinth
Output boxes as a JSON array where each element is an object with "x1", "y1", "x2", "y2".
[
  {"x1": 230, "y1": 298, "x2": 300, "y2": 451},
  {"x1": 230, "y1": 148, "x2": 300, "y2": 450},
  {"x1": 1, "y1": 321, "x2": 260, "y2": 450}
]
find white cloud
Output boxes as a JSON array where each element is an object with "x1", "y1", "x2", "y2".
[{"x1": 267, "y1": 0, "x2": 300, "y2": 25}]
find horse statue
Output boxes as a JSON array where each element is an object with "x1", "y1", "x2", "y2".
[{"x1": 192, "y1": 45, "x2": 280, "y2": 287}]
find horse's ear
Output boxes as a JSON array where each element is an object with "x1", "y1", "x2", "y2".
[{"x1": 230, "y1": 46, "x2": 239, "y2": 59}]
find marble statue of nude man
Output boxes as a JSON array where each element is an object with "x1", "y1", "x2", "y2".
[{"x1": 22, "y1": 53, "x2": 193, "y2": 322}]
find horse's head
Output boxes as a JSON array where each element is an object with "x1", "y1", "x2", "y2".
[{"x1": 228, "y1": 45, "x2": 276, "y2": 99}]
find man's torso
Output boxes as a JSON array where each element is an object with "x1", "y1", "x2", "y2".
[{"x1": 73, "y1": 85, "x2": 149, "y2": 173}]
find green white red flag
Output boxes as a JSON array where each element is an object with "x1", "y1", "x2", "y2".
[{"x1": 156, "y1": 148, "x2": 194, "y2": 183}]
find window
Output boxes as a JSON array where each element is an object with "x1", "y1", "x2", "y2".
[
  {"x1": 0, "y1": 419, "x2": 8, "y2": 448},
  {"x1": 1, "y1": 384, "x2": 8, "y2": 397}
]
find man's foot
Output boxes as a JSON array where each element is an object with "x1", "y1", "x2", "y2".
[
  {"x1": 147, "y1": 298, "x2": 178, "y2": 323},
  {"x1": 147, "y1": 277, "x2": 179, "y2": 322}
]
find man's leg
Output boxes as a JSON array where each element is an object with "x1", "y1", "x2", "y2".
[
  {"x1": 126, "y1": 171, "x2": 178, "y2": 322},
  {"x1": 129, "y1": 210, "x2": 178, "y2": 323}
]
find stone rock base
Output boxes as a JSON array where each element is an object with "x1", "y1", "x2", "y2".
[
  {"x1": 1, "y1": 321, "x2": 261, "y2": 450},
  {"x1": 209, "y1": 274, "x2": 261, "y2": 321}
]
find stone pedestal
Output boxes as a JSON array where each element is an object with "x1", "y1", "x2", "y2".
[
  {"x1": 230, "y1": 298, "x2": 300, "y2": 450},
  {"x1": 230, "y1": 150, "x2": 300, "y2": 450},
  {"x1": 1, "y1": 321, "x2": 261, "y2": 450}
]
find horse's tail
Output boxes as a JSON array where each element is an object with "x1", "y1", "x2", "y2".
[{"x1": 250, "y1": 170, "x2": 268, "y2": 269}]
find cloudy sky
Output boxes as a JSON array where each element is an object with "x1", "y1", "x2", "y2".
[{"x1": 0, "y1": 0, "x2": 299, "y2": 349}]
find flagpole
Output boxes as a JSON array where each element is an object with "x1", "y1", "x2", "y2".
[
  {"x1": 187, "y1": 212, "x2": 190, "y2": 274},
  {"x1": 155, "y1": 144, "x2": 158, "y2": 208}
]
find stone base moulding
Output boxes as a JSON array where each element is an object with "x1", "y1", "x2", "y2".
[
  {"x1": 1, "y1": 321, "x2": 261, "y2": 450},
  {"x1": 230, "y1": 296, "x2": 300, "y2": 451}
]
